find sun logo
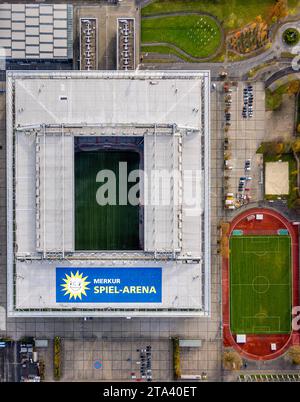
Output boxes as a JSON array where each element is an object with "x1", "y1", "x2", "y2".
[{"x1": 61, "y1": 271, "x2": 90, "y2": 300}]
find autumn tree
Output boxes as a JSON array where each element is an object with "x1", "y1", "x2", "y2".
[
  {"x1": 223, "y1": 351, "x2": 243, "y2": 371},
  {"x1": 287, "y1": 80, "x2": 300, "y2": 96},
  {"x1": 271, "y1": 0, "x2": 288, "y2": 21},
  {"x1": 288, "y1": 346, "x2": 300, "y2": 365},
  {"x1": 292, "y1": 138, "x2": 300, "y2": 153}
]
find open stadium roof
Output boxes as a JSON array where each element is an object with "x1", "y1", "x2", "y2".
[{"x1": 7, "y1": 70, "x2": 211, "y2": 317}]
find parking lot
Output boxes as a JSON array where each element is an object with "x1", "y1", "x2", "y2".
[
  {"x1": 222, "y1": 82, "x2": 266, "y2": 210},
  {"x1": 61, "y1": 338, "x2": 169, "y2": 382}
]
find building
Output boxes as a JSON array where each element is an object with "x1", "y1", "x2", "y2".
[
  {"x1": 0, "y1": 3, "x2": 73, "y2": 65},
  {"x1": 117, "y1": 18, "x2": 135, "y2": 70},
  {"x1": 80, "y1": 18, "x2": 97, "y2": 70},
  {"x1": 6, "y1": 70, "x2": 211, "y2": 317}
]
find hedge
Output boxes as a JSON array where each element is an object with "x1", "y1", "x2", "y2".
[
  {"x1": 54, "y1": 336, "x2": 61, "y2": 380},
  {"x1": 172, "y1": 337, "x2": 181, "y2": 380}
]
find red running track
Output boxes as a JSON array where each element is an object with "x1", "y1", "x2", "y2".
[{"x1": 222, "y1": 208, "x2": 300, "y2": 360}]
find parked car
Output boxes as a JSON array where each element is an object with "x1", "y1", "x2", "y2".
[
  {"x1": 225, "y1": 204, "x2": 236, "y2": 210},
  {"x1": 245, "y1": 159, "x2": 251, "y2": 171}
]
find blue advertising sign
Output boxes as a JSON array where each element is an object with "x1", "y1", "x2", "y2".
[{"x1": 56, "y1": 267, "x2": 162, "y2": 303}]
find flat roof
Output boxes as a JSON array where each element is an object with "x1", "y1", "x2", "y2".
[
  {"x1": 0, "y1": 3, "x2": 72, "y2": 60},
  {"x1": 14, "y1": 71, "x2": 207, "y2": 128}
]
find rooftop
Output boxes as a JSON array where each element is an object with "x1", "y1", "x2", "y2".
[{"x1": 7, "y1": 70, "x2": 211, "y2": 317}]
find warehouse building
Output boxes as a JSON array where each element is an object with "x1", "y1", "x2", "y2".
[{"x1": 0, "y1": 3, "x2": 73, "y2": 65}]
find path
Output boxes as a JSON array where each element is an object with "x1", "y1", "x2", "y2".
[{"x1": 141, "y1": 16, "x2": 300, "y2": 79}]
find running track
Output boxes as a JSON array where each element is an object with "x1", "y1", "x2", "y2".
[{"x1": 222, "y1": 208, "x2": 300, "y2": 360}]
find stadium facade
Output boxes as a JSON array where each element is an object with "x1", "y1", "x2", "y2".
[{"x1": 6, "y1": 70, "x2": 211, "y2": 317}]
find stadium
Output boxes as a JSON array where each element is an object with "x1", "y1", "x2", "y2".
[{"x1": 6, "y1": 70, "x2": 211, "y2": 317}]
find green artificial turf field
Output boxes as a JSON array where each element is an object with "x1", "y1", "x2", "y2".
[
  {"x1": 230, "y1": 236, "x2": 292, "y2": 334},
  {"x1": 75, "y1": 150, "x2": 141, "y2": 251}
]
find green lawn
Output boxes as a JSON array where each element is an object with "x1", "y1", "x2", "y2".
[
  {"x1": 75, "y1": 150, "x2": 141, "y2": 251},
  {"x1": 142, "y1": 0, "x2": 276, "y2": 30},
  {"x1": 142, "y1": 44, "x2": 195, "y2": 62},
  {"x1": 141, "y1": 15, "x2": 221, "y2": 58},
  {"x1": 230, "y1": 236, "x2": 292, "y2": 334}
]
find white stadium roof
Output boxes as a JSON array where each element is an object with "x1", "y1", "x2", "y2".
[{"x1": 7, "y1": 70, "x2": 211, "y2": 317}]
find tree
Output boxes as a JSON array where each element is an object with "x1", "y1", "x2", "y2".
[
  {"x1": 261, "y1": 141, "x2": 284, "y2": 156},
  {"x1": 288, "y1": 346, "x2": 300, "y2": 365},
  {"x1": 172, "y1": 338, "x2": 181, "y2": 379},
  {"x1": 271, "y1": 0, "x2": 288, "y2": 21},
  {"x1": 223, "y1": 351, "x2": 243, "y2": 370},
  {"x1": 292, "y1": 138, "x2": 300, "y2": 153},
  {"x1": 283, "y1": 28, "x2": 300, "y2": 46},
  {"x1": 287, "y1": 80, "x2": 300, "y2": 96},
  {"x1": 275, "y1": 142, "x2": 285, "y2": 154}
]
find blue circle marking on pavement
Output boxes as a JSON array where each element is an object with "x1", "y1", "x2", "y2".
[{"x1": 94, "y1": 360, "x2": 102, "y2": 369}]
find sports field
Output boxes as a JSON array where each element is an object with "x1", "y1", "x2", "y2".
[
  {"x1": 230, "y1": 236, "x2": 292, "y2": 334},
  {"x1": 75, "y1": 150, "x2": 141, "y2": 251}
]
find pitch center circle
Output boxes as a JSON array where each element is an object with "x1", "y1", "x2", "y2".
[{"x1": 252, "y1": 276, "x2": 270, "y2": 294}]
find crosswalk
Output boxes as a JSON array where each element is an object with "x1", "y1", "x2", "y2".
[{"x1": 238, "y1": 373, "x2": 300, "y2": 382}]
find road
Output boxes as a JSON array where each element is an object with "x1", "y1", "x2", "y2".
[
  {"x1": 141, "y1": 17, "x2": 300, "y2": 79},
  {"x1": 0, "y1": 342, "x2": 19, "y2": 382}
]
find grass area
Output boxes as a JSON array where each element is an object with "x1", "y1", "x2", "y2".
[
  {"x1": 142, "y1": 0, "x2": 276, "y2": 30},
  {"x1": 266, "y1": 88, "x2": 284, "y2": 110},
  {"x1": 141, "y1": 15, "x2": 221, "y2": 58},
  {"x1": 75, "y1": 150, "x2": 141, "y2": 251},
  {"x1": 230, "y1": 236, "x2": 292, "y2": 334},
  {"x1": 142, "y1": 44, "x2": 195, "y2": 62},
  {"x1": 266, "y1": 80, "x2": 300, "y2": 111}
]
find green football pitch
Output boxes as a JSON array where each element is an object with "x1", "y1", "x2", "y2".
[
  {"x1": 230, "y1": 236, "x2": 292, "y2": 334},
  {"x1": 75, "y1": 150, "x2": 141, "y2": 251}
]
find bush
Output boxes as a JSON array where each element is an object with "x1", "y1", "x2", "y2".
[
  {"x1": 39, "y1": 359, "x2": 45, "y2": 381},
  {"x1": 172, "y1": 337, "x2": 181, "y2": 380},
  {"x1": 258, "y1": 141, "x2": 285, "y2": 156},
  {"x1": 292, "y1": 138, "x2": 300, "y2": 152},
  {"x1": 54, "y1": 336, "x2": 61, "y2": 380},
  {"x1": 271, "y1": 0, "x2": 288, "y2": 21},
  {"x1": 223, "y1": 351, "x2": 243, "y2": 370},
  {"x1": 288, "y1": 346, "x2": 300, "y2": 365},
  {"x1": 283, "y1": 28, "x2": 300, "y2": 46}
]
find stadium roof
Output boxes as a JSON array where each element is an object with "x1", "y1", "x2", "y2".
[{"x1": 7, "y1": 70, "x2": 211, "y2": 317}]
